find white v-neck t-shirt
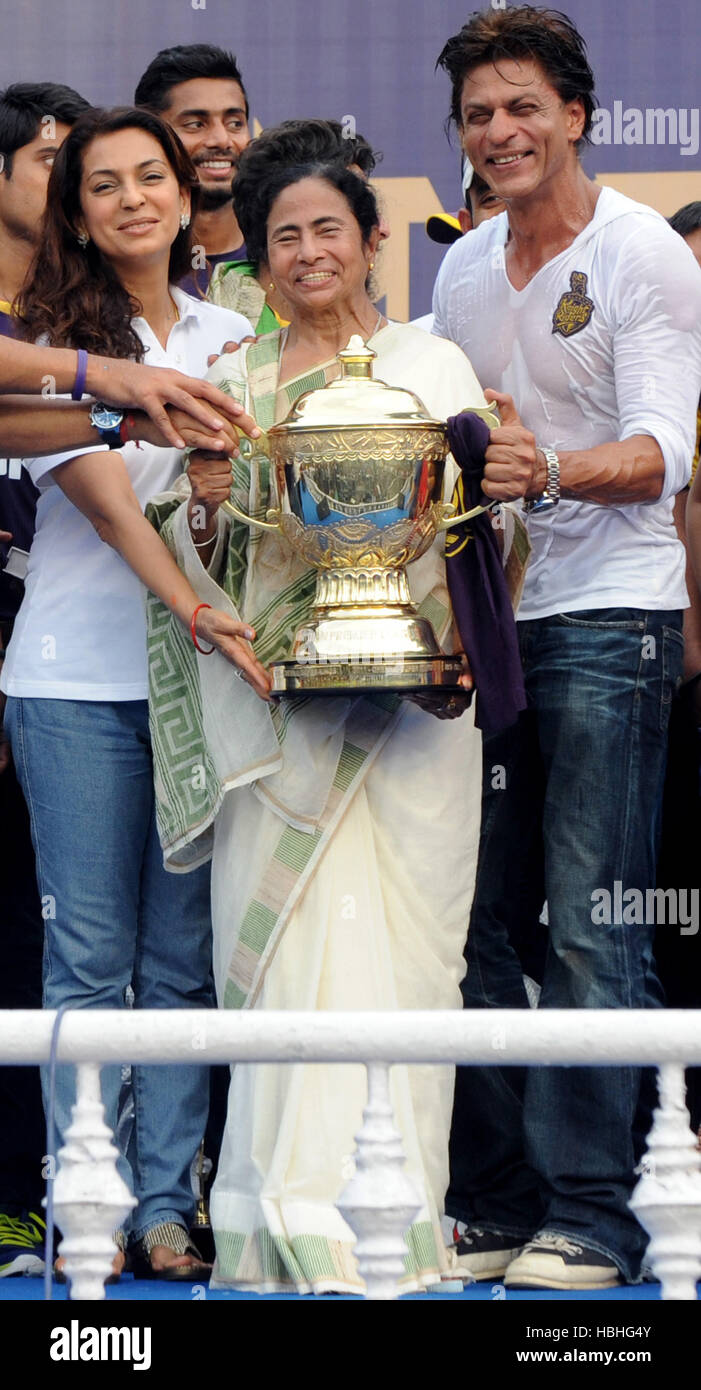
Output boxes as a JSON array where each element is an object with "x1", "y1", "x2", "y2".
[
  {"x1": 1, "y1": 288, "x2": 253, "y2": 700},
  {"x1": 432, "y1": 186, "x2": 701, "y2": 619}
]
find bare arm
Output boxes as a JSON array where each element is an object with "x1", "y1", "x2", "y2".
[
  {"x1": 481, "y1": 391, "x2": 665, "y2": 505},
  {"x1": 0, "y1": 396, "x2": 245, "y2": 458},
  {"x1": 51, "y1": 449, "x2": 271, "y2": 698},
  {"x1": 0, "y1": 338, "x2": 261, "y2": 450}
]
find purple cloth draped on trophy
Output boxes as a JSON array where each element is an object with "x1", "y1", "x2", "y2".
[{"x1": 444, "y1": 411, "x2": 526, "y2": 734}]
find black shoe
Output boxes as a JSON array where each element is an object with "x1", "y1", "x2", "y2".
[
  {"x1": 505, "y1": 1231, "x2": 620, "y2": 1289},
  {"x1": 445, "y1": 1221, "x2": 525, "y2": 1280}
]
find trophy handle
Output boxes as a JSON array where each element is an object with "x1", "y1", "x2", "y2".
[
  {"x1": 437, "y1": 499, "x2": 502, "y2": 528},
  {"x1": 437, "y1": 399, "x2": 502, "y2": 527},
  {"x1": 237, "y1": 431, "x2": 270, "y2": 459},
  {"x1": 220, "y1": 432, "x2": 279, "y2": 531},
  {"x1": 462, "y1": 401, "x2": 501, "y2": 431},
  {"x1": 221, "y1": 499, "x2": 282, "y2": 532}
]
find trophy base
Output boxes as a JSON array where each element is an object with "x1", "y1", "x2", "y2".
[{"x1": 270, "y1": 652, "x2": 466, "y2": 696}]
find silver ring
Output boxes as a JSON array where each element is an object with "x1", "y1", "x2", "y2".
[{"x1": 236, "y1": 668, "x2": 248, "y2": 683}]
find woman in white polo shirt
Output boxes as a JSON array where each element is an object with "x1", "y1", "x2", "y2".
[{"x1": 1, "y1": 106, "x2": 270, "y2": 1279}]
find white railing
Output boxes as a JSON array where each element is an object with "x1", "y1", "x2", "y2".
[{"x1": 1, "y1": 1008, "x2": 701, "y2": 1301}]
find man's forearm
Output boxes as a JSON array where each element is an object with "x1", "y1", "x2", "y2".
[
  {"x1": 484, "y1": 396, "x2": 669, "y2": 505},
  {"x1": 0, "y1": 397, "x2": 104, "y2": 456},
  {"x1": 555, "y1": 435, "x2": 666, "y2": 506}
]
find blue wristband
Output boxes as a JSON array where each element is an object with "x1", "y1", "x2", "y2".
[{"x1": 71, "y1": 348, "x2": 88, "y2": 401}]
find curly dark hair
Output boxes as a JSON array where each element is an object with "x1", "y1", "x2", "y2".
[
  {"x1": 17, "y1": 106, "x2": 200, "y2": 361},
  {"x1": 437, "y1": 6, "x2": 596, "y2": 144},
  {"x1": 232, "y1": 125, "x2": 380, "y2": 272}
]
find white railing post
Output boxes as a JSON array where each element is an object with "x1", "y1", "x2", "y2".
[
  {"x1": 336, "y1": 1062, "x2": 423, "y2": 1300},
  {"x1": 52, "y1": 1062, "x2": 137, "y2": 1300},
  {"x1": 1, "y1": 1008, "x2": 700, "y2": 1301},
  {"x1": 629, "y1": 1063, "x2": 701, "y2": 1300}
]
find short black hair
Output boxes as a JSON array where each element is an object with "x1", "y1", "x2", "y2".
[
  {"x1": 437, "y1": 6, "x2": 596, "y2": 145},
  {"x1": 0, "y1": 82, "x2": 90, "y2": 176},
  {"x1": 669, "y1": 202, "x2": 701, "y2": 239},
  {"x1": 233, "y1": 155, "x2": 380, "y2": 272},
  {"x1": 134, "y1": 44, "x2": 249, "y2": 119},
  {"x1": 232, "y1": 120, "x2": 380, "y2": 271}
]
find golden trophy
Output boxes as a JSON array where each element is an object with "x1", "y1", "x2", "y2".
[{"x1": 219, "y1": 336, "x2": 497, "y2": 696}]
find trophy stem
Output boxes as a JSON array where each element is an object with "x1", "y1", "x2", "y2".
[
  {"x1": 271, "y1": 564, "x2": 466, "y2": 695},
  {"x1": 315, "y1": 566, "x2": 414, "y2": 610}
]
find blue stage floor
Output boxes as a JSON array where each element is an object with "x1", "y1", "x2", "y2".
[{"x1": 0, "y1": 1274, "x2": 671, "y2": 1300}]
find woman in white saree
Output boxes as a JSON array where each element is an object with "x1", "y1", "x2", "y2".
[{"x1": 147, "y1": 140, "x2": 488, "y2": 1294}]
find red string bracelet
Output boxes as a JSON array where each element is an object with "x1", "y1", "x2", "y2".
[
  {"x1": 119, "y1": 414, "x2": 142, "y2": 450},
  {"x1": 191, "y1": 603, "x2": 215, "y2": 655}
]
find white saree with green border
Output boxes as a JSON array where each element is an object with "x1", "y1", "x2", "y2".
[{"x1": 147, "y1": 322, "x2": 485, "y2": 1293}]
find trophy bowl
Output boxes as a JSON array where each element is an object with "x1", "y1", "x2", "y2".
[{"x1": 219, "y1": 335, "x2": 496, "y2": 695}]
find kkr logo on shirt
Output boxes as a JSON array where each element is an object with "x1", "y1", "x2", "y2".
[{"x1": 552, "y1": 271, "x2": 595, "y2": 338}]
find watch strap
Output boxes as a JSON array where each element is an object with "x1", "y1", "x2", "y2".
[{"x1": 524, "y1": 446, "x2": 560, "y2": 513}]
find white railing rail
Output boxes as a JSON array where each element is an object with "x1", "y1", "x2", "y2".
[{"x1": 2, "y1": 1009, "x2": 701, "y2": 1302}]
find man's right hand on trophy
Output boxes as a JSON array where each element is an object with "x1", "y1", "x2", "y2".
[{"x1": 481, "y1": 389, "x2": 542, "y2": 501}]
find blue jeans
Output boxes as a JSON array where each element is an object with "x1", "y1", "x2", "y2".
[
  {"x1": 447, "y1": 609, "x2": 683, "y2": 1282},
  {"x1": 5, "y1": 696, "x2": 214, "y2": 1243}
]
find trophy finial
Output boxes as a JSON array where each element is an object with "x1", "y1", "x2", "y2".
[{"x1": 337, "y1": 334, "x2": 377, "y2": 378}]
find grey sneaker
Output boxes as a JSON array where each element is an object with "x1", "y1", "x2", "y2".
[{"x1": 505, "y1": 1231, "x2": 620, "y2": 1290}]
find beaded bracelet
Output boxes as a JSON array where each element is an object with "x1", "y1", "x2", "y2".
[{"x1": 190, "y1": 602, "x2": 215, "y2": 655}]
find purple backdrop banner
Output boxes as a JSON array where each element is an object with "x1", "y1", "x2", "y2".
[{"x1": 1, "y1": 0, "x2": 698, "y2": 316}]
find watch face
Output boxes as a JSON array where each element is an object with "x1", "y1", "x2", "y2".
[{"x1": 91, "y1": 405, "x2": 123, "y2": 431}]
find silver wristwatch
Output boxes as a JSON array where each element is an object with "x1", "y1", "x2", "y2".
[{"x1": 524, "y1": 446, "x2": 560, "y2": 514}]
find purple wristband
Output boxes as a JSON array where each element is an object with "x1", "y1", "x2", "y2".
[{"x1": 71, "y1": 348, "x2": 88, "y2": 401}]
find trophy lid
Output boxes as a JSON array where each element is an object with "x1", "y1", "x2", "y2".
[{"x1": 268, "y1": 334, "x2": 444, "y2": 435}]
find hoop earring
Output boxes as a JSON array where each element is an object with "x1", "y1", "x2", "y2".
[
  {"x1": 77, "y1": 230, "x2": 89, "y2": 248},
  {"x1": 180, "y1": 212, "x2": 190, "y2": 230}
]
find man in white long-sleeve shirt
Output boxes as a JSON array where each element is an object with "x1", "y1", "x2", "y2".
[{"x1": 433, "y1": 6, "x2": 701, "y2": 1291}]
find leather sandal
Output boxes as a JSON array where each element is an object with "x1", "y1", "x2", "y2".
[{"x1": 130, "y1": 1222, "x2": 211, "y2": 1282}]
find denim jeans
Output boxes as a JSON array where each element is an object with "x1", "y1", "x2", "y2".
[
  {"x1": 5, "y1": 696, "x2": 214, "y2": 1242},
  {"x1": 447, "y1": 608, "x2": 683, "y2": 1282}
]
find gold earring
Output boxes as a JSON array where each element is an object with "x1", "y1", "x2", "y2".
[
  {"x1": 369, "y1": 261, "x2": 375, "y2": 270},
  {"x1": 269, "y1": 281, "x2": 275, "y2": 291}
]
